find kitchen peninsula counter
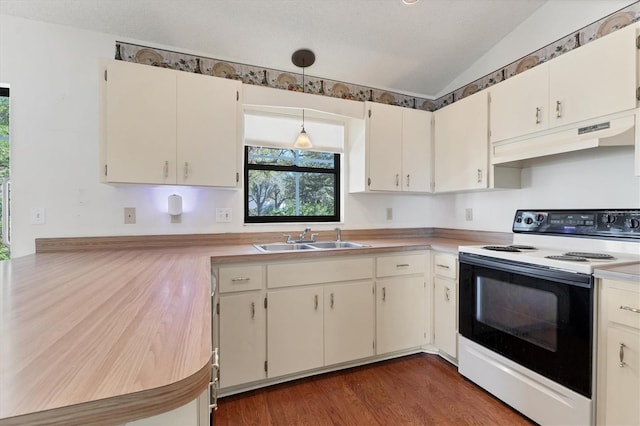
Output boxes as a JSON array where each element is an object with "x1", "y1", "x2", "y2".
[{"x1": 0, "y1": 228, "x2": 509, "y2": 425}]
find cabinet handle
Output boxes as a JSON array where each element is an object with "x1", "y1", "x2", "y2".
[
  {"x1": 535, "y1": 107, "x2": 541, "y2": 124},
  {"x1": 477, "y1": 169, "x2": 483, "y2": 183},
  {"x1": 406, "y1": 174, "x2": 410, "y2": 187},
  {"x1": 395, "y1": 174, "x2": 400, "y2": 187},
  {"x1": 396, "y1": 263, "x2": 410, "y2": 268},
  {"x1": 163, "y1": 160, "x2": 169, "y2": 178},
  {"x1": 382, "y1": 287, "x2": 386, "y2": 301},
  {"x1": 619, "y1": 343, "x2": 627, "y2": 367},
  {"x1": 445, "y1": 287, "x2": 450, "y2": 301},
  {"x1": 231, "y1": 277, "x2": 251, "y2": 282},
  {"x1": 636, "y1": 87, "x2": 640, "y2": 101},
  {"x1": 555, "y1": 100, "x2": 562, "y2": 118},
  {"x1": 436, "y1": 264, "x2": 450, "y2": 269},
  {"x1": 620, "y1": 305, "x2": 640, "y2": 314},
  {"x1": 330, "y1": 293, "x2": 334, "y2": 309},
  {"x1": 314, "y1": 294, "x2": 319, "y2": 310},
  {"x1": 251, "y1": 301, "x2": 255, "y2": 319},
  {"x1": 184, "y1": 162, "x2": 189, "y2": 179}
]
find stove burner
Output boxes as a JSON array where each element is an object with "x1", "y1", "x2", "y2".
[
  {"x1": 565, "y1": 251, "x2": 615, "y2": 260},
  {"x1": 483, "y1": 245, "x2": 521, "y2": 252},
  {"x1": 508, "y1": 245, "x2": 537, "y2": 250},
  {"x1": 545, "y1": 255, "x2": 588, "y2": 262}
]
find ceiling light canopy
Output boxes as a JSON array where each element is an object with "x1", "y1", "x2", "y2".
[
  {"x1": 402, "y1": 0, "x2": 419, "y2": 4},
  {"x1": 291, "y1": 49, "x2": 315, "y2": 149}
]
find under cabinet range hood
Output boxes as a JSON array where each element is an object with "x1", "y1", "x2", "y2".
[{"x1": 491, "y1": 109, "x2": 638, "y2": 165}]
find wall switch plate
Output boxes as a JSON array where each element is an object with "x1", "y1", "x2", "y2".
[
  {"x1": 216, "y1": 208, "x2": 232, "y2": 223},
  {"x1": 465, "y1": 208, "x2": 473, "y2": 221},
  {"x1": 124, "y1": 207, "x2": 136, "y2": 224},
  {"x1": 31, "y1": 208, "x2": 46, "y2": 225}
]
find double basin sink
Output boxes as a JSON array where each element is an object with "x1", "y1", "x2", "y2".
[{"x1": 254, "y1": 241, "x2": 369, "y2": 253}]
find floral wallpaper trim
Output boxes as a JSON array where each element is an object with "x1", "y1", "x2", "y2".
[{"x1": 115, "y1": 2, "x2": 640, "y2": 112}]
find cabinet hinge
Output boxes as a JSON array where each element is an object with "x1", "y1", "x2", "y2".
[
  {"x1": 373, "y1": 341, "x2": 375, "y2": 350},
  {"x1": 430, "y1": 181, "x2": 435, "y2": 192},
  {"x1": 368, "y1": 109, "x2": 371, "y2": 118},
  {"x1": 367, "y1": 177, "x2": 371, "y2": 186},
  {"x1": 104, "y1": 164, "x2": 108, "y2": 176},
  {"x1": 264, "y1": 360, "x2": 268, "y2": 372},
  {"x1": 264, "y1": 296, "x2": 267, "y2": 309},
  {"x1": 104, "y1": 69, "x2": 107, "y2": 81},
  {"x1": 236, "y1": 172, "x2": 240, "y2": 183},
  {"x1": 216, "y1": 302, "x2": 220, "y2": 315},
  {"x1": 637, "y1": 35, "x2": 640, "y2": 49},
  {"x1": 236, "y1": 90, "x2": 239, "y2": 101},
  {"x1": 424, "y1": 332, "x2": 427, "y2": 338},
  {"x1": 636, "y1": 87, "x2": 640, "y2": 101}
]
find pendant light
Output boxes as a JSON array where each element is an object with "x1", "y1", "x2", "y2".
[{"x1": 292, "y1": 49, "x2": 315, "y2": 149}]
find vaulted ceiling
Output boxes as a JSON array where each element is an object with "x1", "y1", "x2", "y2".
[{"x1": 0, "y1": 0, "x2": 550, "y2": 98}]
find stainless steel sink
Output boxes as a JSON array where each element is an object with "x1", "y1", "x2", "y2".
[
  {"x1": 253, "y1": 243, "x2": 316, "y2": 252},
  {"x1": 253, "y1": 241, "x2": 369, "y2": 252},
  {"x1": 308, "y1": 241, "x2": 368, "y2": 249}
]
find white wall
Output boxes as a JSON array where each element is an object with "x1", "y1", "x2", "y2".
[
  {"x1": 1, "y1": 12, "x2": 638, "y2": 257},
  {"x1": 438, "y1": 0, "x2": 636, "y2": 97}
]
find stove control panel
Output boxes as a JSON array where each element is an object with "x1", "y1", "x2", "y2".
[{"x1": 513, "y1": 209, "x2": 640, "y2": 239}]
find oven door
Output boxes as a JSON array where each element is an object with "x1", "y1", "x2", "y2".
[{"x1": 459, "y1": 253, "x2": 594, "y2": 397}]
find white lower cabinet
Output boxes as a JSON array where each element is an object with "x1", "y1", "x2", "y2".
[
  {"x1": 267, "y1": 286, "x2": 325, "y2": 378},
  {"x1": 375, "y1": 253, "x2": 427, "y2": 354},
  {"x1": 125, "y1": 390, "x2": 209, "y2": 426},
  {"x1": 597, "y1": 278, "x2": 640, "y2": 426},
  {"x1": 432, "y1": 252, "x2": 458, "y2": 359},
  {"x1": 219, "y1": 291, "x2": 266, "y2": 388}
]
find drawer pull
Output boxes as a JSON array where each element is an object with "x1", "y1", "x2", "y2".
[
  {"x1": 231, "y1": 277, "x2": 251, "y2": 282},
  {"x1": 619, "y1": 343, "x2": 627, "y2": 368},
  {"x1": 436, "y1": 264, "x2": 450, "y2": 269},
  {"x1": 555, "y1": 100, "x2": 562, "y2": 118},
  {"x1": 396, "y1": 264, "x2": 410, "y2": 268},
  {"x1": 535, "y1": 107, "x2": 541, "y2": 124},
  {"x1": 619, "y1": 305, "x2": 640, "y2": 314}
]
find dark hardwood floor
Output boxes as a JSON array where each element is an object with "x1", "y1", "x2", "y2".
[{"x1": 214, "y1": 353, "x2": 535, "y2": 425}]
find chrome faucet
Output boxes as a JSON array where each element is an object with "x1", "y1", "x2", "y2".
[
  {"x1": 298, "y1": 227, "x2": 318, "y2": 243},
  {"x1": 335, "y1": 227, "x2": 342, "y2": 242}
]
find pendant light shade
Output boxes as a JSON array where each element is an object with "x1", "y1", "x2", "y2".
[{"x1": 291, "y1": 49, "x2": 315, "y2": 149}]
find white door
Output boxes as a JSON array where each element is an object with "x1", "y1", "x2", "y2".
[
  {"x1": 267, "y1": 287, "x2": 324, "y2": 377},
  {"x1": 324, "y1": 281, "x2": 375, "y2": 365},
  {"x1": 105, "y1": 60, "x2": 177, "y2": 184},
  {"x1": 177, "y1": 73, "x2": 240, "y2": 187}
]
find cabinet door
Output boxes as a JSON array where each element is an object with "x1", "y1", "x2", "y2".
[
  {"x1": 219, "y1": 292, "x2": 266, "y2": 388},
  {"x1": 433, "y1": 91, "x2": 489, "y2": 192},
  {"x1": 367, "y1": 102, "x2": 403, "y2": 191},
  {"x1": 549, "y1": 24, "x2": 637, "y2": 128},
  {"x1": 324, "y1": 281, "x2": 375, "y2": 365},
  {"x1": 267, "y1": 287, "x2": 324, "y2": 378},
  {"x1": 104, "y1": 60, "x2": 177, "y2": 184},
  {"x1": 434, "y1": 276, "x2": 457, "y2": 358},
  {"x1": 489, "y1": 63, "x2": 549, "y2": 142},
  {"x1": 603, "y1": 326, "x2": 640, "y2": 426},
  {"x1": 376, "y1": 276, "x2": 425, "y2": 354},
  {"x1": 177, "y1": 73, "x2": 240, "y2": 187},
  {"x1": 402, "y1": 108, "x2": 432, "y2": 192}
]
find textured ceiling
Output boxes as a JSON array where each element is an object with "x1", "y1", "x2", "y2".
[{"x1": 0, "y1": 0, "x2": 548, "y2": 98}]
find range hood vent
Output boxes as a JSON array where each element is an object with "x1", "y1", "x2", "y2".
[{"x1": 491, "y1": 110, "x2": 637, "y2": 165}]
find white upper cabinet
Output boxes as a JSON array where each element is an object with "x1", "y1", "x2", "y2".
[
  {"x1": 489, "y1": 63, "x2": 549, "y2": 143},
  {"x1": 350, "y1": 102, "x2": 432, "y2": 193},
  {"x1": 434, "y1": 91, "x2": 489, "y2": 193},
  {"x1": 549, "y1": 23, "x2": 637, "y2": 128},
  {"x1": 490, "y1": 23, "x2": 638, "y2": 145},
  {"x1": 101, "y1": 60, "x2": 241, "y2": 187}
]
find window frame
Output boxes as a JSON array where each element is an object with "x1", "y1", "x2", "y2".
[{"x1": 243, "y1": 145, "x2": 341, "y2": 223}]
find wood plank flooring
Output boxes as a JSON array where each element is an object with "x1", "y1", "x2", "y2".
[{"x1": 214, "y1": 353, "x2": 535, "y2": 425}]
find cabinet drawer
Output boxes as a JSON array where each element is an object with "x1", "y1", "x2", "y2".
[
  {"x1": 376, "y1": 253, "x2": 426, "y2": 277},
  {"x1": 267, "y1": 257, "x2": 373, "y2": 289},
  {"x1": 219, "y1": 265, "x2": 264, "y2": 293},
  {"x1": 608, "y1": 286, "x2": 640, "y2": 330},
  {"x1": 434, "y1": 253, "x2": 457, "y2": 279}
]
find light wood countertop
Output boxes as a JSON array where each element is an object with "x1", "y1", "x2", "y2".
[
  {"x1": 594, "y1": 262, "x2": 640, "y2": 282},
  {"x1": 0, "y1": 229, "x2": 509, "y2": 425}
]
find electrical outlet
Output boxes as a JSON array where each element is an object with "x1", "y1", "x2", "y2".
[
  {"x1": 124, "y1": 207, "x2": 136, "y2": 224},
  {"x1": 386, "y1": 207, "x2": 393, "y2": 221},
  {"x1": 31, "y1": 208, "x2": 46, "y2": 225},
  {"x1": 465, "y1": 208, "x2": 473, "y2": 221},
  {"x1": 216, "y1": 208, "x2": 232, "y2": 223}
]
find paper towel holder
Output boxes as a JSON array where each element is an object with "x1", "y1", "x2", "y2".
[{"x1": 168, "y1": 194, "x2": 182, "y2": 216}]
